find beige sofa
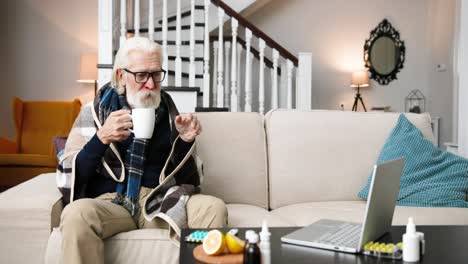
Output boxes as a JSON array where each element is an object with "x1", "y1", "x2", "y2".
[{"x1": 1, "y1": 110, "x2": 467, "y2": 264}]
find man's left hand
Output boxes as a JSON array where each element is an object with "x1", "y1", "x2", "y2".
[{"x1": 175, "y1": 113, "x2": 202, "y2": 142}]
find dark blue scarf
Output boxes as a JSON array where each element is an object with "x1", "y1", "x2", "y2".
[{"x1": 98, "y1": 86, "x2": 163, "y2": 216}]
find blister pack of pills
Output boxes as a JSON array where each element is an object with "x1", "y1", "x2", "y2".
[
  {"x1": 184, "y1": 230, "x2": 209, "y2": 243},
  {"x1": 361, "y1": 241, "x2": 403, "y2": 260}
]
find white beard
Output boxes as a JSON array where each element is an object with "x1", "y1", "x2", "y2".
[{"x1": 127, "y1": 88, "x2": 161, "y2": 109}]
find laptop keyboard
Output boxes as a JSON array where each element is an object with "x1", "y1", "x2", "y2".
[{"x1": 314, "y1": 222, "x2": 362, "y2": 248}]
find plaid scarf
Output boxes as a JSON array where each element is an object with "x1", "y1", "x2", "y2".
[{"x1": 98, "y1": 86, "x2": 162, "y2": 215}]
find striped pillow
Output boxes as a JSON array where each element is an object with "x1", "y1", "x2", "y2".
[{"x1": 357, "y1": 114, "x2": 468, "y2": 207}]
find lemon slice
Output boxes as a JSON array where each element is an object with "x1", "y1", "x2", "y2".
[
  {"x1": 202, "y1": 230, "x2": 226, "y2": 256},
  {"x1": 225, "y1": 233, "x2": 245, "y2": 254}
]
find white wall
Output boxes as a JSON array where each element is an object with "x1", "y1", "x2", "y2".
[
  {"x1": 456, "y1": 0, "x2": 468, "y2": 157},
  {"x1": 0, "y1": 0, "x2": 98, "y2": 140},
  {"x1": 426, "y1": 0, "x2": 457, "y2": 148},
  {"x1": 247, "y1": 0, "x2": 456, "y2": 145}
]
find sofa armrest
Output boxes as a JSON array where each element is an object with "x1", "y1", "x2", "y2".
[
  {"x1": 0, "y1": 137, "x2": 17, "y2": 154},
  {"x1": 0, "y1": 172, "x2": 63, "y2": 230},
  {"x1": 0, "y1": 173, "x2": 63, "y2": 263}
]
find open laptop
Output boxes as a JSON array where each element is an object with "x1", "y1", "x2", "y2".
[{"x1": 281, "y1": 158, "x2": 405, "y2": 253}]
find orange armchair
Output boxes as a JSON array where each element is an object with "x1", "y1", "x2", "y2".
[{"x1": 0, "y1": 97, "x2": 81, "y2": 188}]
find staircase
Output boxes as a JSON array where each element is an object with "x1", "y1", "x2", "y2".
[{"x1": 97, "y1": 0, "x2": 312, "y2": 113}]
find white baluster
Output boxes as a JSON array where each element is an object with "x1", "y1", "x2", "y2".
[
  {"x1": 134, "y1": 0, "x2": 140, "y2": 36},
  {"x1": 224, "y1": 41, "x2": 231, "y2": 107},
  {"x1": 279, "y1": 61, "x2": 287, "y2": 108},
  {"x1": 236, "y1": 42, "x2": 242, "y2": 111},
  {"x1": 175, "y1": 0, "x2": 182, "y2": 86},
  {"x1": 202, "y1": 0, "x2": 211, "y2": 107},
  {"x1": 296, "y1": 53, "x2": 313, "y2": 110},
  {"x1": 287, "y1": 59, "x2": 294, "y2": 109},
  {"x1": 98, "y1": 0, "x2": 114, "y2": 89},
  {"x1": 272, "y1": 49, "x2": 279, "y2": 109},
  {"x1": 244, "y1": 28, "x2": 253, "y2": 112},
  {"x1": 148, "y1": 0, "x2": 154, "y2": 41},
  {"x1": 270, "y1": 67, "x2": 275, "y2": 111},
  {"x1": 119, "y1": 0, "x2": 126, "y2": 47},
  {"x1": 230, "y1": 18, "x2": 239, "y2": 112},
  {"x1": 189, "y1": 0, "x2": 196, "y2": 87},
  {"x1": 258, "y1": 39, "x2": 266, "y2": 114},
  {"x1": 162, "y1": 0, "x2": 168, "y2": 86},
  {"x1": 217, "y1": 7, "x2": 224, "y2": 108},
  {"x1": 212, "y1": 42, "x2": 218, "y2": 106}
]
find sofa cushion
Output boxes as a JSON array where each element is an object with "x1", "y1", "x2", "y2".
[
  {"x1": 265, "y1": 110, "x2": 434, "y2": 209},
  {"x1": 45, "y1": 228, "x2": 179, "y2": 264},
  {"x1": 226, "y1": 204, "x2": 290, "y2": 227},
  {"x1": 270, "y1": 201, "x2": 468, "y2": 226},
  {"x1": 270, "y1": 201, "x2": 366, "y2": 226},
  {"x1": 358, "y1": 115, "x2": 468, "y2": 207},
  {"x1": 196, "y1": 113, "x2": 268, "y2": 209}
]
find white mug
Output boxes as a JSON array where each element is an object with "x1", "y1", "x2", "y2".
[{"x1": 130, "y1": 108, "x2": 155, "y2": 139}]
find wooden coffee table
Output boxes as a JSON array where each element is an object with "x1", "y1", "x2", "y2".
[{"x1": 180, "y1": 225, "x2": 468, "y2": 263}]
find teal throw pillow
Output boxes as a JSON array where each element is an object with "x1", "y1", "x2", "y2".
[{"x1": 357, "y1": 114, "x2": 468, "y2": 207}]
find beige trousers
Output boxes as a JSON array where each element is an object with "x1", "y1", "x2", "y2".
[{"x1": 59, "y1": 187, "x2": 228, "y2": 264}]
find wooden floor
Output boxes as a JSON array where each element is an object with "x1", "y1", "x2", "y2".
[{"x1": 0, "y1": 186, "x2": 9, "y2": 193}]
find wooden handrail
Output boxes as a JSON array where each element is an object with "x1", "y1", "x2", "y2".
[{"x1": 211, "y1": 0, "x2": 298, "y2": 66}]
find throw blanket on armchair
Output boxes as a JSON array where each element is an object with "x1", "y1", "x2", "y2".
[{"x1": 56, "y1": 83, "x2": 202, "y2": 239}]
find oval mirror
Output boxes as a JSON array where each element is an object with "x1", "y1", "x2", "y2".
[
  {"x1": 371, "y1": 36, "x2": 396, "y2": 75},
  {"x1": 364, "y1": 19, "x2": 405, "y2": 85}
]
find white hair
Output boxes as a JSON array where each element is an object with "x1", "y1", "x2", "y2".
[{"x1": 111, "y1": 36, "x2": 162, "y2": 94}]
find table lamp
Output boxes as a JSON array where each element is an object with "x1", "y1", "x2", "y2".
[
  {"x1": 77, "y1": 53, "x2": 98, "y2": 95},
  {"x1": 350, "y1": 70, "x2": 369, "y2": 112}
]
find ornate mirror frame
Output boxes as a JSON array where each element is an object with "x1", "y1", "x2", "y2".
[{"x1": 364, "y1": 19, "x2": 406, "y2": 85}]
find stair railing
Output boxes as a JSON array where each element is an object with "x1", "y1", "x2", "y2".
[{"x1": 98, "y1": 0, "x2": 312, "y2": 113}]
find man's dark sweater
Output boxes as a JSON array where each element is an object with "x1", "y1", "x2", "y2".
[{"x1": 75, "y1": 109, "x2": 193, "y2": 198}]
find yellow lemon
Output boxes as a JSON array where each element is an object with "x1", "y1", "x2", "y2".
[
  {"x1": 202, "y1": 230, "x2": 226, "y2": 256},
  {"x1": 225, "y1": 233, "x2": 245, "y2": 254}
]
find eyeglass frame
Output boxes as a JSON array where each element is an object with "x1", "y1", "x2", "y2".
[{"x1": 123, "y1": 68, "x2": 167, "y2": 83}]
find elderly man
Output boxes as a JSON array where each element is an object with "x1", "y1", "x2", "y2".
[{"x1": 56, "y1": 37, "x2": 227, "y2": 264}]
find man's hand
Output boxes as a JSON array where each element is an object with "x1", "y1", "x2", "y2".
[
  {"x1": 175, "y1": 113, "x2": 202, "y2": 142},
  {"x1": 97, "y1": 109, "x2": 133, "y2": 145}
]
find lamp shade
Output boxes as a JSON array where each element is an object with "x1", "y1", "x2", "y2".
[
  {"x1": 77, "y1": 53, "x2": 97, "y2": 83},
  {"x1": 350, "y1": 70, "x2": 369, "y2": 88}
]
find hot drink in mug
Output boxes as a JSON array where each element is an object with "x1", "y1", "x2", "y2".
[{"x1": 130, "y1": 108, "x2": 155, "y2": 139}]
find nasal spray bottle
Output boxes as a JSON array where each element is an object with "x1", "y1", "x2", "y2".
[
  {"x1": 403, "y1": 217, "x2": 420, "y2": 262},
  {"x1": 259, "y1": 220, "x2": 271, "y2": 264}
]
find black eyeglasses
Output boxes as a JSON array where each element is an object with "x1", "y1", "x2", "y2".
[{"x1": 123, "y1": 69, "x2": 167, "y2": 83}]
